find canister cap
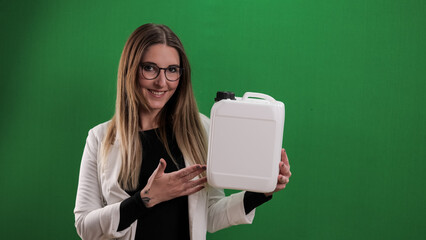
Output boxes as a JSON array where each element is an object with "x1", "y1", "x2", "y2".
[{"x1": 215, "y1": 91, "x2": 236, "y2": 102}]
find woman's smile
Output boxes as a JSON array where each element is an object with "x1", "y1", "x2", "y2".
[{"x1": 147, "y1": 89, "x2": 167, "y2": 97}]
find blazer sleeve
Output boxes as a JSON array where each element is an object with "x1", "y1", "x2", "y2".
[
  {"x1": 206, "y1": 187, "x2": 255, "y2": 233},
  {"x1": 199, "y1": 113, "x2": 256, "y2": 233},
  {"x1": 74, "y1": 127, "x2": 128, "y2": 239}
]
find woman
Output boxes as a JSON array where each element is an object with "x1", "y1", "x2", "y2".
[{"x1": 74, "y1": 23, "x2": 291, "y2": 240}]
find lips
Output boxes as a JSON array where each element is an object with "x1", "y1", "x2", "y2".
[{"x1": 148, "y1": 89, "x2": 167, "y2": 97}]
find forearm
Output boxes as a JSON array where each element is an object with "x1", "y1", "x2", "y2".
[
  {"x1": 74, "y1": 202, "x2": 122, "y2": 239},
  {"x1": 243, "y1": 191, "x2": 272, "y2": 214},
  {"x1": 207, "y1": 190, "x2": 255, "y2": 233},
  {"x1": 117, "y1": 191, "x2": 150, "y2": 231}
]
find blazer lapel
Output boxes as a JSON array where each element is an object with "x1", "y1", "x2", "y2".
[
  {"x1": 185, "y1": 155, "x2": 200, "y2": 237},
  {"x1": 100, "y1": 140, "x2": 130, "y2": 204}
]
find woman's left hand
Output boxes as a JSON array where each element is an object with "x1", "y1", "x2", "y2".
[{"x1": 265, "y1": 148, "x2": 291, "y2": 197}]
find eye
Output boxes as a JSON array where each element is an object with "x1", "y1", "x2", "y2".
[
  {"x1": 167, "y1": 66, "x2": 179, "y2": 73},
  {"x1": 143, "y1": 64, "x2": 157, "y2": 72}
]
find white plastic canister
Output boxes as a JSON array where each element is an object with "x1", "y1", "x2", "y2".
[{"x1": 207, "y1": 92, "x2": 285, "y2": 193}]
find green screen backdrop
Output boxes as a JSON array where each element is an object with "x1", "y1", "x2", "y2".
[{"x1": 1, "y1": 0, "x2": 425, "y2": 239}]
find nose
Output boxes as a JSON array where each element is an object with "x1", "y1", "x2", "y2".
[{"x1": 153, "y1": 69, "x2": 167, "y2": 87}]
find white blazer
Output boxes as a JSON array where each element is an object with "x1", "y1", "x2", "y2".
[{"x1": 74, "y1": 114, "x2": 255, "y2": 240}]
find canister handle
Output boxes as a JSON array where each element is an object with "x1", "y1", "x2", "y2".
[{"x1": 242, "y1": 92, "x2": 276, "y2": 103}]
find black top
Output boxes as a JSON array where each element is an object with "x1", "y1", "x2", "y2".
[{"x1": 117, "y1": 128, "x2": 272, "y2": 239}]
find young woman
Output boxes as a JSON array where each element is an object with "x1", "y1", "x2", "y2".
[{"x1": 74, "y1": 23, "x2": 291, "y2": 240}]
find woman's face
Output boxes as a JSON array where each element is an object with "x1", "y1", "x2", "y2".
[{"x1": 138, "y1": 44, "x2": 180, "y2": 115}]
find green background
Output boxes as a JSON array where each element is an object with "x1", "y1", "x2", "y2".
[{"x1": 1, "y1": 0, "x2": 425, "y2": 239}]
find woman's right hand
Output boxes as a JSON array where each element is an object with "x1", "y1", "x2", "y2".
[{"x1": 140, "y1": 158, "x2": 207, "y2": 208}]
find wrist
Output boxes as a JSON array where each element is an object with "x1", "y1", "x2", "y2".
[
  {"x1": 140, "y1": 188, "x2": 155, "y2": 208},
  {"x1": 264, "y1": 192, "x2": 273, "y2": 197}
]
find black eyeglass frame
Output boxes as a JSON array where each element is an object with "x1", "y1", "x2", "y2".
[{"x1": 139, "y1": 63, "x2": 184, "y2": 82}]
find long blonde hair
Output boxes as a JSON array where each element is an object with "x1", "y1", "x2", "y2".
[{"x1": 101, "y1": 23, "x2": 207, "y2": 191}]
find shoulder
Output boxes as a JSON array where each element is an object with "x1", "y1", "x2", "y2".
[
  {"x1": 199, "y1": 113, "x2": 210, "y2": 132},
  {"x1": 199, "y1": 113, "x2": 210, "y2": 125},
  {"x1": 87, "y1": 120, "x2": 111, "y2": 142}
]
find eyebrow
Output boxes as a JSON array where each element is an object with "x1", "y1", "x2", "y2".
[{"x1": 142, "y1": 62, "x2": 180, "y2": 67}]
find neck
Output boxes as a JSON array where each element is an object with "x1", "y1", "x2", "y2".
[{"x1": 140, "y1": 109, "x2": 161, "y2": 131}]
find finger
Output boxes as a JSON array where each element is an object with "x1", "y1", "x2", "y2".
[
  {"x1": 185, "y1": 177, "x2": 207, "y2": 189},
  {"x1": 154, "y1": 158, "x2": 167, "y2": 179},
  {"x1": 275, "y1": 183, "x2": 287, "y2": 191},
  {"x1": 182, "y1": 185, "x2": 205, "y2": 196},
  {"x1": 278, "y1": 175, "x2": 289, "y2": 184},
  {"x1": 146, "y1": 160, "x2": 165, "y2": 187},
  {"x1": 176, "y1": 164, "x2": 206, "y2": 181},
  {"x1": 280, "y1": 149, "x2": 291, "y2": 175},
  {"x1": 281, "y1": 148, "x2": 289, "y2": 167},
  {"x1": 280, "y1": 163, "x2": 291, "y2": 176},
  {"x1": 147, "y1": 159, "x2": 167, "y2": 182},
  {"x1": 182, "y1": 165, "x2": 206, "y2": 181}
]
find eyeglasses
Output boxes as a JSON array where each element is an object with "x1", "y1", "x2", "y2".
[{"x1": 139, "y1": 62, "x2": 183, "y2": 82}]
